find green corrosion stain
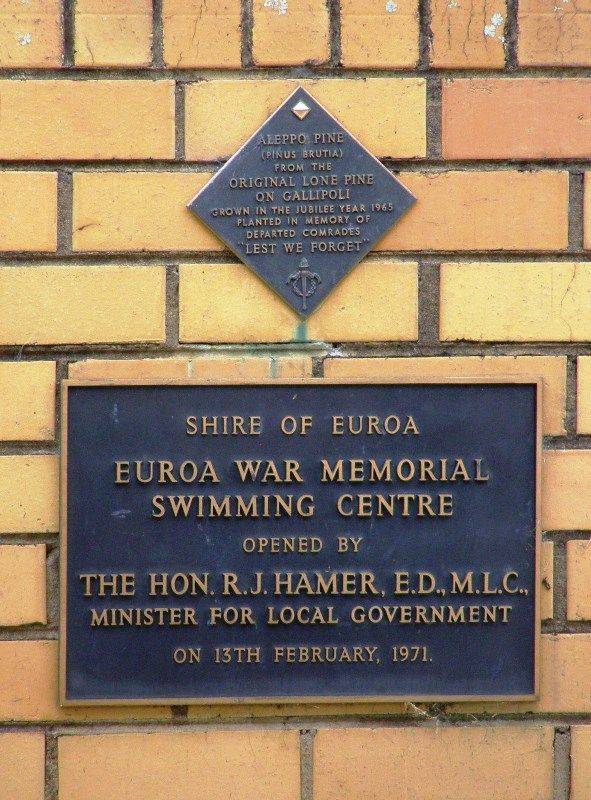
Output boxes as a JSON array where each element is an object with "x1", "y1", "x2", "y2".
[
  {"x1": 269, "y1": 357, "x2": 279, "y2": 379},
  {"x1": 294, "y1": 321, "x2": 307, "y2": 342}
]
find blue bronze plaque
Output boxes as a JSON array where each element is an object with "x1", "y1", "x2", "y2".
[
  {"x1": 61, "y1": 379, "x2": 540, "y2": 705},
  {"x1": 187, "y1": 88, "x2": 415, "y2": 316}
]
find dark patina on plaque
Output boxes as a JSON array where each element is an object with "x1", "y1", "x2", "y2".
[
  {"x1": 187, "y1": 88, "x2": 415, "y2": 316},
  {"x1": 61, "y1": 379, "x2": 540, "y2": 705}
]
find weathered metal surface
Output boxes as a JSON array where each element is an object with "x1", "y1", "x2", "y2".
[
  {"x1": 61, "y1": 380, "x2": 539, "y2": 705},
  {"x1": 188, "y1": 88, "x2": 416, "y2": 316}
]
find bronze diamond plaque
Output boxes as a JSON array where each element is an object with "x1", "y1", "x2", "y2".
[{"x1": 188, "y1": 87, "x2": 416, "y2": 316}]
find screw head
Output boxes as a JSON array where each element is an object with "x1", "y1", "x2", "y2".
[{"x1": 291, "y1": 100, "x2": 310, "y2": 120}]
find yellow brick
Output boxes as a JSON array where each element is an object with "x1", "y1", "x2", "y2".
[
  {"x1": 578, "y1": 357, "x2": 591, "y2": 433},
  {"x1": 572, "y1": 726, "x2": 591, "y2": 800},
  {"x1": 307, "y1": 261, "x2": 418, "y2": 342},
  {"x1": 0, "y1": 732, "x2": 45, "y2": 800},
  {"x1": 441, "y1": 262, "x2": 591, "y2": 341},
  {"x1": 0, "y1": 81, "x2": 174, "y2": 160},
  {"x1": 182, "y1": 354, "x2": 318, "y2": 382},
  {"x1": 314, "y1": 726, "x2": 553, "y2": 800},
  {"x1": 0, "y1": 266, "x2": 165, "y2": 346},
  {"x1": 0, "y1": 172, "x2": 57, "y2": 252},
  {"x1": 0, "y1": 641, "x2": 169, "y2": 722},
  {"x1": 324, "y1": 356, "x2": 566, "y2": 435},
  {"x1": 179, "y1": 261, "x2": 417, "y2": 343},
  {"x1": 73, "y1": 172, "x2": 221, "y2": 252},
  {"x1": 187, "y1": 699, "x2": 408, "y2": 721},
  {"x1": 253, "y1": 0, "x2": 330, "y2": 66},
  {"x1": 0, "y1": 361, "x2": 55, "y2": 441},
  {"x1": 451, "y1": 634, "x2": 591, "y2": 713},
  {"x1": 340, "y1": 0, "x2": 419, "y2": 67},
  {"x1": 543, "y1": 450, "x2": 591, "y2": 530},
  {"x1": 179, "y1": 263, "x2": 299, "y2": 343},
  {"x1": 0, "y1": 455, "x2": 57, "y2": 534},
  {"x1": 75, "y1": 0, "x2": 152, "y2": 67},
  {"x1": 70, "y1": 358, "x2": 192, "y2": 380},
  {"x1": 385, "y1": 172, "x2": 568, "y2": 251},
  {"x1": 68, "y1": 356, "x2": 314, "y2": 380},
  {"x1": 185, "y1": 78, "x2": 426, "y2": 160},
  {"x1": 0, "y1": 545, "x2": 46, "y2": 625},
  {"x1": 58, "y1": 731, "x2": 300, "y2": 800},
  {"x1": 430, "y1": 0, "x2": 506, "y2": 67},
  {"x1": 541, "y1": 540, "x2": 553, "y2": 620},
  {"x1": 163, "y1": 0, "x2": 241, "y2": 68},
  {"x1": 73, "y1": 171, "x2": 550, "y2": 256},
  {"x1": 258, "y1": 356, "x2": 316, "y2": 381},
  {"x1": 567, "y1": 540, "x2": 591, "y2": 620},
  {"x1": 0, "y1": 1, "x2": 61, "y2": 67}
]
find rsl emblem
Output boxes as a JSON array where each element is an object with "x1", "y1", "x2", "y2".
[{"x1": 287, "y1": 257, "x2": 321, "y2": 312}]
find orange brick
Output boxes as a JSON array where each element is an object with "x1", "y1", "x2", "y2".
[
  {"x1": 0, "y1": 455, "x2": 58, "y2": 534},
  {"x1": 0, "y1": 545, "x2": 46, "y2": 625},
  {"x1": 58, "y1": 731, "x2": 300, "y2": 800},
  {"x1": 441, "y1": 263, "x2": 591, "y2": 341},
  {"x1": 0, "y1": 265, "x2": 166, "y2": 346},
  {"x1": 567, "y1": 540, "x2": 591, "y2": 620},
  {"x1": 69, "y1": 356, "x2": 314, "y2": 381},
  {"x1": 340, "y1": 0, "x2": 419, "y2": 68},
  {"x1": 74, "y1": 171, "x2": 566, "y2": 255},
  {"x1": 430, "y1": 0, "x2": 506, "y2": 67},
  {"x1": 577, "y1": 356, "x2": 591, "y2": 433},
  {"x1": 443, "y1": 79, "x2": 591, "y2": 159},
  {"x1": 543, "y1": 451, "x2": 591, "y2": 530},
  {"x1": 519, "y1": 0, "x2": 591, "y2": 66},
  {"x1": 572, "y1": 726, "x2": 591, "y2": 800},
  {"x1": 0, "y1": 732, "x2": 45, "y2": 800},
  {"x1": 314, "y1": 726, "x2": 553, "y2": 800},
  {"x1": 0, "y1": 640, "x2": 169, "y2": 722},
  {"x1": 185, "y1": 79, "x2": 426, "y2": 160},
  {"x1": 324, "y1": 356, "x2": 566, "y2": 435},
  {"x1": 73, "y1": 172, "x2": 221, "y2": 252},
  {"x1": 0, "y1": 361, "x2": 56, "y2": 441},
  {"x1": 541, "y1": 540, "x2": 554, "y2": 620},
  {"x1": 74, "y1": 0, "x2": 152, "y2": 67},
  {"x1": 0, "y1": 0, "x2": 61, "y2": 67},
  {"x1": 0, "y1": 172, "x2": 57, "y2": 252},
  {"x1": 253, "y1": 0, "x2": 330, "y2": 66},
  {"x1": 383, "y1": 172, "x2": 568, "y2": 251},
  {"x1": 585, "y1": 174, "x2": 591, "y2": 250},
  {"x1": 0, "y1": 81, "x2": 174, "y2": 160},
  {"x1": 450, "y1": 634, "x2": 591, "y2": 713},
  {"x1": 73, "y1": 170, "x2": 568, "y2": 252},
  {"x1": 163, "y1": 0, "x2": 241, "y2": 68}
]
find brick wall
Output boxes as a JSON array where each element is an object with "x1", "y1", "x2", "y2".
[{"x1": 0, "y1": 0, "x2": 590, "y2": 798}]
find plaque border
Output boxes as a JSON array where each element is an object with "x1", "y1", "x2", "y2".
[
  {"x1": 59, "y1": 375, "x2": 542, "y2": 707},
  {"x1": 186, "y1": 87, "x2": 416, "y2": 318}
]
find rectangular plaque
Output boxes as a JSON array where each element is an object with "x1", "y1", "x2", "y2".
[{"x1": 61, "y1": 378, "x2": 540, "y2": 705}]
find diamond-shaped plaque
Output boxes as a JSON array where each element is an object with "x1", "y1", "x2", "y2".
[{"x1": 188, "y1": 87, "x2": 416, "y2": 317}]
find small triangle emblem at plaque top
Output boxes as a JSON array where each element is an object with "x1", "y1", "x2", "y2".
[{"x1": 291, "y1": 100, "x2": 311, "y2": 120}]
